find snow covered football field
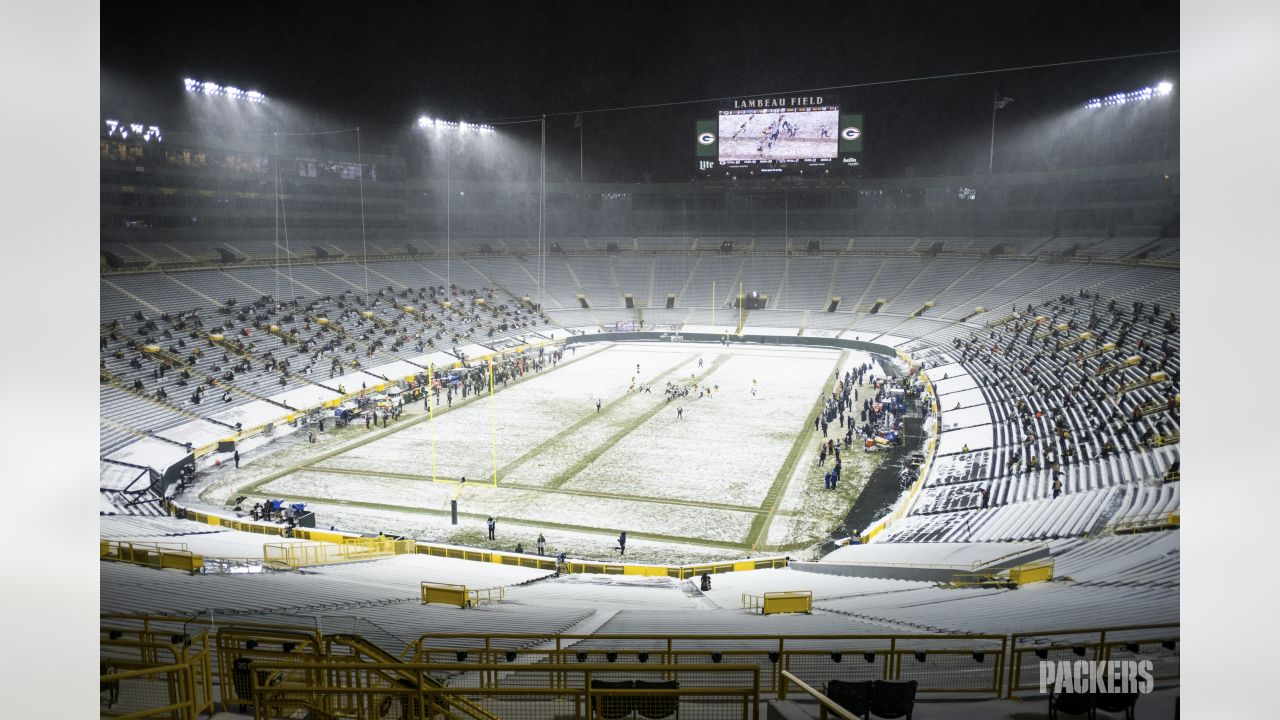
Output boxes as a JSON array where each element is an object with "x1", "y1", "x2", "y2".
[{"x1": 209, "y1": 342, "x2": 884, "y2": 564}]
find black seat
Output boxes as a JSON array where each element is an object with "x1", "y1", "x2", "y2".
[
  {"x1": 635, "y1": 679, "x2": 680, "y2": 719},
  {"x1": 869, "y1": 679, "x2": 917, "y2": 719},
  {"x1": 591, "y1": 679, "x2": 636, "y2": 720},
  {"x1": 826, "y1": 679, "x2": 872, "y2": 718},
  {"x1": 1094, "y1": 691, "x2": 1139, "y2": 719},
  {"x1": 1049, "y1": 687, "x2": 1094, "y2": 719}
]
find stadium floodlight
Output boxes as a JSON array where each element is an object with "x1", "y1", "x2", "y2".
[
  {"x1": 416, "y1": 115, "x2": 495, "y2": 134},
  {"x1": 184, "y1": 77, "x2": 268, "y2": 103},
  {"x1": 1083, "y1": 82, "x2": 1174, "y2": 110}
]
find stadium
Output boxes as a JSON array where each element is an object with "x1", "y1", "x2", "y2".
[{"x1": 60, "y1": 1, "x2": 1239, "y2": 718}]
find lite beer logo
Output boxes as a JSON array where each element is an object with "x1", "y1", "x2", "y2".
[
  {"x1": 1039, "y1": 660, "x2": 1155, "y2": 695},
  {"x1": 841, "y1": 126, "x2": 862, "y2": 141},
  {"x1": 697, "y1": 131, "x2": 717, "y2": 145}
]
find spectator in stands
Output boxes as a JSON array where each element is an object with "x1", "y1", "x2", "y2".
[
  {"x1": 616, "y1": 531, "x2": 627, "y2": 556},
  {"x1": 536, "y1": 533, "x2": 546, "y2": 556},
  {"x1": 1052, "y1": 476, "x2": 1063, "y2": 499},
  {"x1": 487, "y1": 516, "x2": 496, "y2": 540},
  {"x1": 514, "y1": 542, "x2": 524, "y2": 554}
]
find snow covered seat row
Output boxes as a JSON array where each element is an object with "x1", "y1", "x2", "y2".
[
  {"x1": 816, "y1": 581, "x2": 1177, "y2": 635},
  {"x1": 308, "y1": 553, "x2": 556, "y2": 591},
  {"x1": 101, "y1": 561, "x2": 595, "y2": 650},
  {"x1": 881, "y1": 488, "x2": 1121, "y2": 543},
  {"x1": 912, "y1": 446, "x2": 1180, "y2": 514},
  {"x1": 1107, "y1": 482, "x2": 1181, "y2": 529},
  {"x1": 1048, "y1": 531, "x2": 1179, "y2": 587},
  {"x1": 100, "y1": 515, "x2": 231, "y2": 539}
]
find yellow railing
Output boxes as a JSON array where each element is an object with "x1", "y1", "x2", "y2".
[
  {"x1": 263, "y1": 537, "x2": 415, "y2": 568},
  {"x1": 100, "y1": 627, "x2": 214, "y2": 719},
  {"x1": 101, "y1": 539, "x2": 204, "y2": 573},
  {"x1": 420, "y1": 581, "x2": 506, "y2": 608},
  {"x1": 103, "y1": 615, "x2": 1174, "y2": 700},
  {"x1": 246, "y1": 661, "x2": 760, "y2": 720},
  {"x1": 403, "y1": 631, "x2": 1009, "y2": 697},
  {"x1": 741, "y1": 591, "x2": 814, "y2": 615},
  {"x1": 1110, "y1": 511, "x2": 1180, "y2": 534},
  {"x1": 1006, "y1": 623, "x2": 1180, "y2": 696},
  {"x1": 166, "y1": 502, "x2": 790, "y2": 578},
  {"x1": 1008, "y1": 559, "x2": 1054, "y2": 585},
  {"x1": 779, "y1": 670, "x2": 865, "y2": 720}
]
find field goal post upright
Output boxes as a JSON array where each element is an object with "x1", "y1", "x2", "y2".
[{"x1": 489, "y1": 356, "x2": 497, "y2": 487}]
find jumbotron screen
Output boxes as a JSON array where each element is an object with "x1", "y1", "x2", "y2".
[{"x1": 717, "y1": 107, "x2": 839, "y2": 165}]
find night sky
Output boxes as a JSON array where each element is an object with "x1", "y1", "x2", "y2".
[{"x1": 101, "y1": 0, "x2": 1179, "y2": 181}]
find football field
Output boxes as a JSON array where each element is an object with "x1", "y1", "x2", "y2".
[{"x1": 224, "y1": 342, "x2": 884, "y2": 563}]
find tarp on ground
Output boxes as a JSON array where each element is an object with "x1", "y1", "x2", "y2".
[
  {"x1": 363, "y1": 359, "x2": 425, "y2": 382},
  {"x1": 105, "y1": 436, "x2": 189, "y2": 472},
  {"x1": 208, "y1": 400, "x2": 290, "y2": 429},
  {"x1": 405, "y1": 350, "x2": 458, "y2": 369},
  {"x1": 268, "y1": 384, "x2": 342, "y2": 410},
  {"x1": 100, "y1": 461, "x2": 150, "y2": 491},
  {"x1": 155, "y1": 419, "x2": 233, "y2": 449}
]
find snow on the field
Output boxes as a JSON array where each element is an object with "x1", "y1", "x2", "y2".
[
  {"x1": 559, "y1": 347, "x2": 839, "y2": 507},
  {"x1": 313, "y1": 345, "x2": 696, "y2": 480},
  {"x1": 260, "y1": 469, "x2": 757, "y2": 543},
  {"x1": 224, "y1": 342, "x2": 888, "y2": 557},
  {"x1": 718, "y1": 109, "x2": 838, "y2": 163},
  {"x1": 250, "y1": 497, "x2": 750, "y2": 565}
]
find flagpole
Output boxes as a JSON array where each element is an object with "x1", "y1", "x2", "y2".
[{"x1": 988, "y1": 89, "x2": 998, "y2": 175}]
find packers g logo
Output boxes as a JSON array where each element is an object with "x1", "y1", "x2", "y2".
[
  {"x1": 697, "y1": 131, "x2": 716, "y2": 145},
  {"x1": 841, "y1": 126, "x2": 862, "y2": 141}
]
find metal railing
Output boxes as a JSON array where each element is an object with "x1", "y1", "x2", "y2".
[
  {"x1": 263, "y1": 537, "x2": 416, "y2": 568},
  {"x1": 420, "y1": 581, "x2": 506, "y2": 608},
  {"x1": 100, "y1": 614, "x2": 1177, "y2": 701},
  {"x1": 1006, "y1": 623, "x2": 1180, "y2": 696},
  {"x1": 101, "y1": 539, "x2": 204, "y2": 574},
  {"x1": 403, "y1": 632, "x2": 1009, "y2": 698},
  {"x1": 100, "y1": 627, "x2": 215, "y2": 719},
  {"x1": 741, "y1": 591, "x2": 813, "y2": 615},
  {"x1": 779, "y1": 670, "x2": 864, "y2": 720},
  {"x1": 245, "y1": 661, "x2": 760, "y2": 720}
]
